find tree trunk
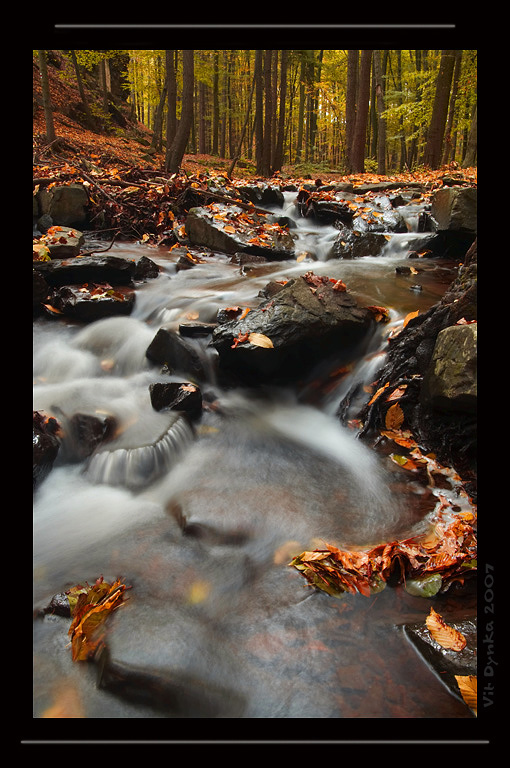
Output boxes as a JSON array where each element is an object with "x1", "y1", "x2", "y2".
[
  {"x1": 212, "y1": 52, "x2": 219, "y2": 155},
  {"x1": 272, "y1": 49, "x2": 288, "y2": 172},
  {"x1": 373, "y1": 50, "x2": 387, "y2": 175},
  {"x1": 462, "y1": 102, "x2": 477, "y2": 167},
  {"x1": 254, "y1": 50, "x2": 264, "y2": 174},
  {"x1": 70, "y1": 50, "x2": 97, "y2": 131},
  {"x1": 262, "y1": 50, "x2": 273, "y2": 176},
  {"x1": 350, "y1": 50, "x2": 372, "y2": 173},
  {"x1": 345, "y1": 50, "x2": 358, "y2": 172},
  {"x1": 165, "y1": 51, "x2": 177, "y2": 151},
  {"x1": 423, "y1": 50, "x2": 456, "y2": 169},
  {"x1": 38, "y1": 50, "x2": 56, "y2": 143},
  {"x1": 165, "y1": 50, "x2": 195, "y2": 173},
  {"x1": 150, "y1": 83, "x2": 167, "y2": 152},
  {"x1": 442, "y1": 50, "x2": 463, "y2": 165}
]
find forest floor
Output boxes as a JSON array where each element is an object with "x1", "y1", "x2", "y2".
[{"x1": 32, "y1": 97, "x2": 477, "y2": 191}]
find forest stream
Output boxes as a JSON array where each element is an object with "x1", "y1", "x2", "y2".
[{"x1": 33, "y1": 192, "x2": 476, "y2": 722}]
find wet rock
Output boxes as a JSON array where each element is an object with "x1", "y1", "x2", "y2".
[
  {"x1": 146, "y1": 326, "x2": 214, "y2": 381},
  {"x1": 64, "y1": 412, "x2": 117, "y2": 462},
  {"x1": 212, "y1": 272, "x2": 375, "y2": 385},
  {"x1": 44, "y1": 284, "x2": 135, "y2": 322},
  {"x1": 178, "y1": 321, "x2": 217, "y2": 337},
  {"x1": 35, "y1": 226, "x2": 85, "y2": 258},
  {"x1": 33, "y1": 270, "x2": 49, "y2": 315},
  {"x1": 431, "y1": 187, "x2": 477, "y2": 233},
  {"x1": 422, "y1": 323, "x2": 477, "y2": 413},
  {"x1": 185, "y1": 203, "x2": 296, "y2": 260},
  {"x1": 36, "y1": 183, "x2": 89, "y2": 227},
  {"x1": 236, "y1": 183, "x2": 284, "y2": 207},
  {"x1": 403, "y1": 617, "x2": 477, "y2": 710},
  {"x1": 327, "y1": 228, "x2": 389, "y2": 260},
  {"x1": 33, "y1": 411, "x2": 60, "y2": 489},
  {"x1": 149, "y1": 381, "x2": 202, "y2": 418},
  {"x1": 33, "y1": 254, "x2": 138, "y2": 287},
  {"x1": 134, "y1": 254, "x2": 160, "y2": 280}
]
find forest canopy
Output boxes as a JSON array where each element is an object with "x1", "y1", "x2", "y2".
[{"x1": 35, "y1": 49, "x2": 477, "y2": 178}]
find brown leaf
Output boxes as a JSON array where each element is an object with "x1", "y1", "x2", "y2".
[
  {"x1": 425, "y1": 607, "x2": 467, "y2": 651},
  {"x1": 385, "y1": 402, "x2": 404, "y2": 430},
  {"x1": 454, "y1": 675, "x2": 477, "y2": 715}
]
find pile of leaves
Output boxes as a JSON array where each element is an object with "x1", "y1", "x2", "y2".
[
  {"x1": 66, "y1": 576, "x2": 129, "y2": 661},
  {"x1": 289, "y1": 417, "x2": 477, "y2": 600}
]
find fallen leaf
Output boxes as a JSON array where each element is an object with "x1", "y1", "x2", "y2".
[
  {"x1": 385, "y1": 402, "x2": 404, "y2": 430},
  {"x1": 386, "y1": 385, "x2": 408, "y2": 401},
  {"x1": 403, "y1": 310, "x2": 420, "y2": 327},
  {"x1": 425, "y1": 607, "x2": 467, "y2": 651},
  {"x1": 248, "y1": 332, "x2": 274, "y2": 348},
  {"x1": 455, "y1": 675, "x2": 477, "y2": 715},
  {"x1": 368, "y1": 382, "x2": 389, "y2": 405}
]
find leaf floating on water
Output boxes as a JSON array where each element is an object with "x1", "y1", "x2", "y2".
[
  {"x1": 455, "y1": 675, "x2": 477, "y2": 715},
  {"x1": 248, "y1": 332, "x2": 274, "y2": 348},
  {"x1": 425, "y1": 607, "x2": 467, "y2": 651}
]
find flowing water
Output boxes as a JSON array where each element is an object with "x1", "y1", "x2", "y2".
[{"x1": 32, "y1": 193, "x2": 476, "y2": 722}]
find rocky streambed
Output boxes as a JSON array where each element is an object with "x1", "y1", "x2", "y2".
[{"x1": 32, "y1": 175, "x2": 478, "y2": 723}]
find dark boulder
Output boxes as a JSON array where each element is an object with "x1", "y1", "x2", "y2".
[
  {"x1": 44, "y1": 284, "x2": 135, "y2": 322},
  {"x1": 185, "y1": 203, "x2": 296, "y2": 261},
  {"x1": 33, "y1": 254, "x2": 138, "y2": 287},
  {"x1": 211, "y1": 271, "x2": 375, "y2": 385},
  {"x1": 146, "y1": 326, "x2": 215, "y2": 382},
  {"x1": 33, "y1": 411, "x2": 61, "y2": 489},
  {"x1": 149, "y1": 381, "x2": 203, "y2": 418}
]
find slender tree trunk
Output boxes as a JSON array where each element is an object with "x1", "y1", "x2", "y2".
[
  {"x1": 212, "y1": 52, "x2": 219, "y2": 155},
  {"x1": 350, "y1": 50, "x2": 372, "y2": 173},
  {"x1": 345, "y1": 50, "x2": 358, "y2": 172},
  {"x1": 295, "y1": 57, "x2": 306, "y2": 163},
  {"x1": 38, "y1": 50, "x2": 56, "y2": 143},
  {"x1": 423, "y1": 50, "x2": 456, "y2": 169},
  {"x1": 262, "y1": 50, "x2": 273, "y2": 176},
  {"x1": 165, "y1": 50, "x2": 194, "y2": 173},
  {"x1": 373, "y1": 50, "x2": 387, "y2": 175},
  {"x1": 228, "y1": 69, "x2": 257, "y2": 178},
  {"x1": 150, "y1": 83, "x2": 167, "y2": 152},
  {"x1": 165, "y1": 50, "x2": 177, "y2": 151},
  {"x1": 442, "y1": 50, "x2": 462, "y2": 165},
  {"x1": 272, "y1": 49, "x2": 288, "y2": 172},
  {"x1": 462, "y1": 102, "x2": 477, "y2": 167},
  {"x1": 70, "y1": 50, "x2": 97, "y2": 131},
  {"x1": 254, "y1": 50, "x2": 264, "y2": 173}
]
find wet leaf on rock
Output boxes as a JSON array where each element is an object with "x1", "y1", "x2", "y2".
[
  {"x1": 425, "y1": 607, "x2": 467, "y2": 651},
  {"x1": 67, "y1": 576, "x2": 128, "y2": 661},
  {"x1": 455, "y1": 675, "x2": 477, "y2": 715}
]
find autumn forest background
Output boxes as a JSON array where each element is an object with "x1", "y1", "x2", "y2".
[{"x1": 33, "y1": 49, "x2": 477, "y2": 181}]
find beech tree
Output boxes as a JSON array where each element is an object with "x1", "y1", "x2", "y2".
[
  {"x1": 423, "y1": 50, "x2": 456, "y2": 169},
  {"x1": 165, "y1": 50, "x2": 194, "y2": 173},
  {"x1": 350, "y1": 50, "x2": 373, "y2": 173}
]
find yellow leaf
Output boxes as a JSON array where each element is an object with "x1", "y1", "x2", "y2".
[
  {"x1": 223, "y1": 225, "x2": 236, "y2": 233},
  {"x1": 425, "y1": 607, "x2": 467, "y2": 651},
  {"x1": 455, "y1": 675, "x2": 477, "y2": 715},
  {"x1": 248, "y1": 333, "x2": 274, "y2": 348}
]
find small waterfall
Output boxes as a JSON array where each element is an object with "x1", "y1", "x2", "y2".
[{"x1": 85, "y1": 411, "x2": 193, "y2": 489}]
